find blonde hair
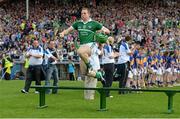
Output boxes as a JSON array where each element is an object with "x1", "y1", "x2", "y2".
[{"x1": 81, "y1": 7, "x2": 90, "y2": 14}]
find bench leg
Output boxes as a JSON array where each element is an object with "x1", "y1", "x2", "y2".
[
  {"x1": 98, "y1": 89, "x2": 107, "y2": 111},
  {"x1": 38, "y1": 88, "x2": 48, "y2": 108},
  {"x1": 165, "y1": 92, "x2": 176, "y2": 114}
]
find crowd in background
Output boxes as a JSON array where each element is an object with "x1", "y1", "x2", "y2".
[{"x1": 0, "y1": 0, "x2": 179, "y2": 87}]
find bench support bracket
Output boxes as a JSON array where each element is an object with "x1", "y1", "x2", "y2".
[
  {"x1": 165, "y1": 92, "x2": 176, "y2": 114},
  {"x1": 97, "y1": 89, "x2": 107, "y2": 111},
  {"x1": 37, "y1": 87, "x2": 48, "y2": 108}
]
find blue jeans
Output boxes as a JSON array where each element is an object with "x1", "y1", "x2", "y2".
[{"x1": 45, "y1": 64, "x2": 59, "y2": 94}]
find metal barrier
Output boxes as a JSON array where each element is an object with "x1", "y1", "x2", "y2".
[
  {"x1": 9, "y1": 62, "x2": 80, "y2": 80},
  {"x1": 30, "y1": 86, "x2": 180, "y2": 113}
]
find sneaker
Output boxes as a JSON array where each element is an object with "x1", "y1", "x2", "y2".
[
  {"x1": 21, "y1": 89, "x2": 28, "y2": 94},
  {"x1": 35, "y1": 91, "x2": 39, "y2": 94}
]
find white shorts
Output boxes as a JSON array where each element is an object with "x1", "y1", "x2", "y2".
[
  {"x1": 80, "y1": 42, "x2": 94, "y2": 47},
  {"x1": 157, "y1": 72, "x2": 163, "y2": 75},
  {"x1": 151, "y1": 67, "x2": 157, "y2": 74},
  {"x1": 166, "y1": 68, "x2": 171, "y2": 73},
  {"x1": 132, "y1": 68, "x2": 138, "y2": 75},
  {"x1": 157, "y1": 70, "x2": 163, "y2": 75},
  {"x1": 153, "y1": 70, "x2": 157, "y2": 73}
]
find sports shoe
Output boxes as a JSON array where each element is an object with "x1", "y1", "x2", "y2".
[
  {"x1": 21, "y1": 89, "x2": 28, "y2": 94},
  {"x1": 35, "y1": 91, "x2": 39, "y2": 94}
]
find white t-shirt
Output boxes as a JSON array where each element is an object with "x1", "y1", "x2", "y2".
[{"x1": 27, "y1": 46, "x2": 43, "y2": 65}]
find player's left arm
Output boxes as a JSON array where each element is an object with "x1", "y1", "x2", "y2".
[
  {"x1": 95, "y1": 21, "x2": 110, "y2": 34},
  {"x1": 101, "y1": 26, "x2": 110, "y2": 34}
]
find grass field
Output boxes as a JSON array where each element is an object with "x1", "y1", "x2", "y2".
[{"x1": 0, "y1": 80, "x2": 180, "y2": 118}]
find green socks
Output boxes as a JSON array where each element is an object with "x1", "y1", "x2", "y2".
[{"x1": 95, "y1": 71, "x2": 102, "y2": 79}]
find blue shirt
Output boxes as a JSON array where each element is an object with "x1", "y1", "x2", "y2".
[{"x1": 68, "y1": 62, "x2": 75, "y2": 73}]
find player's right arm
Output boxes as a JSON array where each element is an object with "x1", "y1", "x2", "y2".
[
  {"x1": 60, "y1": 26, "x2": 74, "y2": 38},
  {"x1": 60, "y1": 21, "x2": 79, "y2": 38}
]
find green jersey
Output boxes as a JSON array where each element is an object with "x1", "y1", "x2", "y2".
[{"x1": 72, "y1": 19, "x2": 102, "y2": 44}]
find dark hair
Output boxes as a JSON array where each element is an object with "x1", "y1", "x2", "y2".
[
  {"x1": 135, "y1": 41, "x2": 141, "y2": 45},
  {"x1": 68, "y1": 56, "x2": 72, "y2": 60},
  {"x1": 125, "y1": 36, "x2": 131, "y2": 41}
]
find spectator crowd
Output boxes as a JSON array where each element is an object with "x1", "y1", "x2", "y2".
[{"x1": 0, "y1": 0, "x2": 179, "y2": 88}]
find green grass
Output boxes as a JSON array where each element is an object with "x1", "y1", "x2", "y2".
[{"x1": 0, "y1": 80, "x2": 180, "y2": 118}]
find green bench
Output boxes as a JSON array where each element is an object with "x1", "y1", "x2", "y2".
[{"x1": 30, "y1": 86, "x2": 180, "y2": 113}]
